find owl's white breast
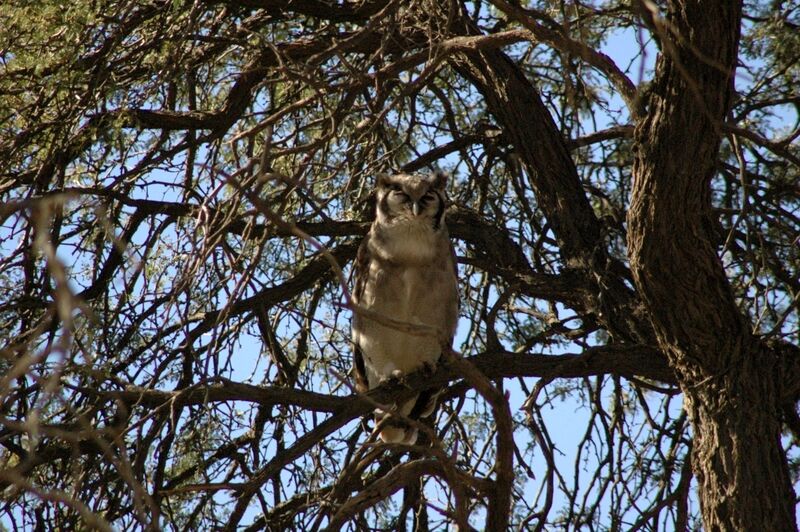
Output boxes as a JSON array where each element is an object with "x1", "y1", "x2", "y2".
[
  {"x1": 369, "y1": 218, "x2": 439, "y2": 265},
  {"x1": 352, "y1": 235, "x2": 458, "y2": 386}
]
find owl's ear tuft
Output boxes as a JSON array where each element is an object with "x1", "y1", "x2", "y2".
[
  {"x1": 376, "y1": 173, "x2": 391, "y2": 188},
  {"x1": 431, "y1": 171, "x2": 448, "y2": 190}
]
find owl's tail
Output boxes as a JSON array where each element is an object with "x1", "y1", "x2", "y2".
[{"x1": 375, "y1": 388, "x2": 441, "y2": 444}]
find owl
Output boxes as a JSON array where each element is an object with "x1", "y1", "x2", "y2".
[{"x1": 351, "y1": 172, "x2": 459, "y2": 444}]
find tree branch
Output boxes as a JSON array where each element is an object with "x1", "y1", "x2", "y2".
[{"x1": 94, "y1": 345, "x2": 675, "y2": 419}]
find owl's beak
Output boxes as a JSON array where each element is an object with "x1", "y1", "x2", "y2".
[{"x1": 411, "y1": 201, "x2": 421, "y2": 216}]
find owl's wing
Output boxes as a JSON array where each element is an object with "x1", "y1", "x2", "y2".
[
  {"x1": 352, "y1": 343, "x2": 369, "y2": 393},
  {"x1": 447, "y1": 238, "x2": 460, "y2": 343},
  {"x1": 351, "y1": 234, "x2": 372, "y2": 393},
  {"x1": 352, "y1": 233, "x2": 371, "y2": 304}
]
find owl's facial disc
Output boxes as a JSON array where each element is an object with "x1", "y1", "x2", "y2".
[
  {"x1": 386, "y1": 188, "x2": 432, "y2": 217},
  {"x1": 377, "y1": 174, "x2": 446, "y2": 228}
]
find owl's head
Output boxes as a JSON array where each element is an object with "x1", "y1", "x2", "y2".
[{"x1": 375, "y1": 172, "x2": 448, "y2": 230}]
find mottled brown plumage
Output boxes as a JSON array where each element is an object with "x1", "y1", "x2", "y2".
[{"x1": 351, "y1": 172, "x2": 459, "y2": 444}]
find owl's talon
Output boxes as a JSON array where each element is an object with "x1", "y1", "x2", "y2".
[{"x1": 379, "y1": 371, "x2": 404, "y2": 386}]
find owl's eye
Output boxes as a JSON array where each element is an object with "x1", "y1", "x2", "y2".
[
  {"x1": 419, "y1": 192, "x2": 436, "y2": 204},
  {"x1": 388, "y1": 184, "x2": 408, "y2": 199}
]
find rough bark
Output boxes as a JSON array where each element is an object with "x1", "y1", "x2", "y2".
[{"x1": 627, "y1": 0, "x2": 796, "y2": 529}]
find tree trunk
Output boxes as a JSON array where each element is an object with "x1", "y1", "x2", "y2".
[{"x1": 627, "y1": 0, "x2": 796, "y2": 529}]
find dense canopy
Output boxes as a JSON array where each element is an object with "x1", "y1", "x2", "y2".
[{"x1": 1, "y1": 1, "x2": 798, "y2": 530}]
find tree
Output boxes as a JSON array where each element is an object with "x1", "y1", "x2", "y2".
[{"x1": 1, "y1": 0, "x2": 797, "y2": 530}]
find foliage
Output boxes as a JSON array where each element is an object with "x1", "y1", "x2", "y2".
[{"x1": 0, "y1": 0, "x2": 797, "y2": 530}]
